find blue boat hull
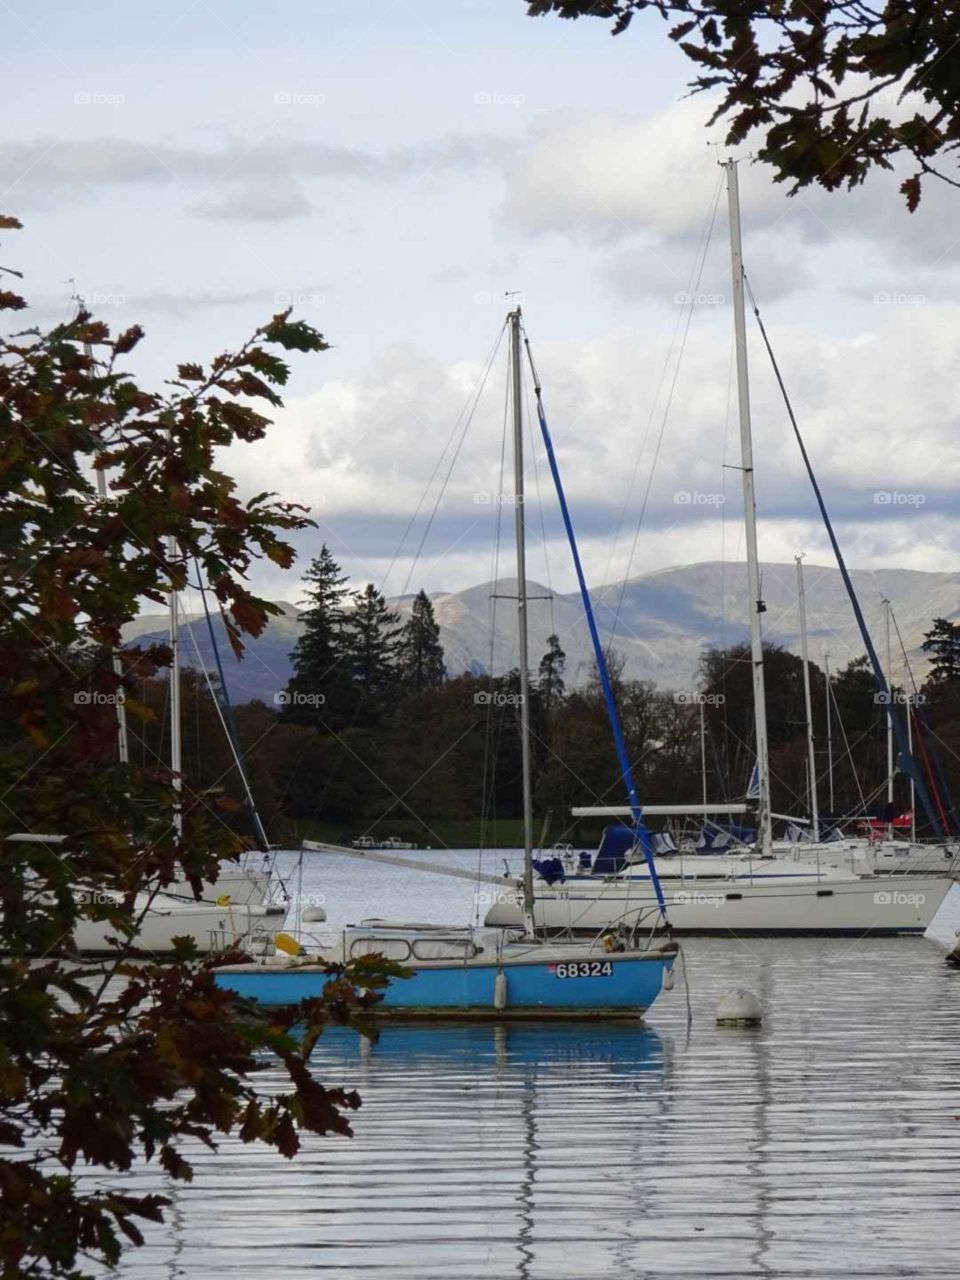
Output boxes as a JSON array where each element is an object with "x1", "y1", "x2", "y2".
[{"x1": 215, "y1": 950, "x2": 675, "y2": 1018}]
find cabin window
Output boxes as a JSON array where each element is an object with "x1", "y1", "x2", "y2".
[
  {"x1": 411, "y1": 938, "x2": 481, "y2": 961},
  {"x1": 349, "y1": 937, "x2": 412, "y2": 961}
]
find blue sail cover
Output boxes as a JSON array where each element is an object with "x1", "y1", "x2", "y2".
[
  {"x1": 532, "y1": 857, "x2": 566, "y2": 885},
  {"x1": 696, "y1": 823, "x2": 756, "y2": 852},
  {"x1": 593, "y1": 825, "x2": 638, "y2": 876}
]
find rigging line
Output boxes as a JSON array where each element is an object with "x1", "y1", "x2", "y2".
[
  {"x1": 611, "y1": 175, "x2": 725, "y2": 642},
  {"x1": 890, "y1": 604, "x2": 958, "y2": 834},
  {"x1": 889, "y1": 606, "x2": 920, "y2": 698},
  {"x1": 744, "y1": 274, "x2": 943, "y2": 838},
  {"x1": 601, "y1": 170, "x2": 726, "y2": 596},
  {"x1": 522, "y1": 350, "x2": 555, "y2": 636},
  {"x1": 387, "y1": 320, "x2": 507, "y2": 599},
  {"x1": 828, "y1": 680, "x2": 869, "y2": 814},
  {"x1": 720, "y1": 322, "x2": 737, "y2": 653},
  {"x1": 191, "y1": 559, "x2": 271, "y2": 854}
]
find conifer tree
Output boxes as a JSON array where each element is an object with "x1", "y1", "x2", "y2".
[
  {"x1": 282, "y1": 545, "x2": 349, "y2": 728},
  {"x1": 922, "y1": 618, "x2": 960, "y2": 686},
  {"x1": 344, "y1": 583, "x2": 401, "y2": 723},
  {"x1": 538, "y1": 633, "x2": 566, "y2": 715},
  {"x1": 397, "y1": 589, "x2": 446, "y2": 690}
]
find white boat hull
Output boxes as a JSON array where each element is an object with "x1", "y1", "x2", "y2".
[
  {"x1": 166, "y1": 863, "x2": 276, "y2": 906},
  {"x1": 71, "y1": 896, "x2": 287, "y2": 955},
  {"x1": 485, "y1": 873, "x2": 954, "y2": 935}
]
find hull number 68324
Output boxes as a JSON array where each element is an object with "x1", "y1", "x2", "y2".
[{"x1": 553, "y1": 961, "x2": 613, "y2": 979}]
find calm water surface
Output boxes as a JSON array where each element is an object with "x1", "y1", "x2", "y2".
[{"x1": 109, "y1": 850, "x2": 959, "y2": 1279}]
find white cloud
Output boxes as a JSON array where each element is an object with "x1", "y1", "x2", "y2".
[{"x1": 223, "y1": 302, "x2": 960, "y2": 600}]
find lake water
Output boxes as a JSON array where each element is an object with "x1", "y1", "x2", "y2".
[{"x1": 111, "y1": 850, "x2": 960, "y2": 1279}]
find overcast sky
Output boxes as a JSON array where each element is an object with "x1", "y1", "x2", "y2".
[{"x1": 5, "y1": 0, "x2": 959, "y2": 606}]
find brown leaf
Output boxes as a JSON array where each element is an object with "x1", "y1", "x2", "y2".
[{"x1": 900, "y1": 173, "x2": 921, "y2": 212}]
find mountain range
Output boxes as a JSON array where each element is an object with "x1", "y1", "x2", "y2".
[{"x1": 120, "y1": 560, "x2": 960, "y2": 705}]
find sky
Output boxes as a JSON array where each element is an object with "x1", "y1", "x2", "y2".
[{"x1": 4, "y1": 0, "x2": 959, "y2": 608}]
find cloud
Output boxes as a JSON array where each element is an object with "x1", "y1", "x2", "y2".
[
  {"x1": 0, "y1": 132, "x2": 512, "y2": 212},
  {"x1": 495, "y1": 100, "x2": 960, "y2": 284},
  {"x1": 222, "y1": 302, "x2": 960, "y2": 599},
  {"x1": 193, "y1": 176, "x2": 312, "y2": 222}
]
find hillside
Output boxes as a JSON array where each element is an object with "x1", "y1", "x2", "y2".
[{"x1": 121, "y1": 561, "x2": 960, "y2": 703}]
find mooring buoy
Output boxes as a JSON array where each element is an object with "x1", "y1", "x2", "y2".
[{"x1": 716, "y1": 989, "x2": 762, "y2": 1026}]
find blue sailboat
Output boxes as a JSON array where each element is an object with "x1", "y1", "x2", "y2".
[{"x1": 214, "y1": 309, "x2": 677, "y2": 1018}]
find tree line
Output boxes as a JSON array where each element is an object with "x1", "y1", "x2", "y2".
[{"x1": 147, "y1": 547, "x2": 960, "y2": 846}]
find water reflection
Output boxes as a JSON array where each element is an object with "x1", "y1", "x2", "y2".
[{"x1": 112, "y1": 921, "x2": 960, "y2": 1278}]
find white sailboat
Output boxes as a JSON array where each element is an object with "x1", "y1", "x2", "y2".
[
  {"x1": 484, "y1": 159, "x2": 956, "y2": 938},
  {"x1": 66, "y1": 543, "x2": 284, "y2": 955}
]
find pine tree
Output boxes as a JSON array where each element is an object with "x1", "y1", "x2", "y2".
[
  {"x1": 344, "y1": 583, "x2": 401, "y2": 723},
  {"x1": 538, "y1": 633, "x2": 566, "y2": 714},
  {"x1": 397, "y1": 590, "x2": 446, "y2": 690},
  {"x1": 922, "y1": 618, "x2": 960, "y2": 685},
  {"x1": 282, "y1": 545, "x2": 349, "y2": 727}
]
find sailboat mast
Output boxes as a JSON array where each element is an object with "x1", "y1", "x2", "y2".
[
  {"x1": 906, "y1": 693, "x2": 917, "y2": 841},
  {"x1": 796, "y1": 556, "x2": 819, "y2": 842},
  {"x1": 168, "y1": 536, "x2": 183, "y2": 839},
  {"x1": 725, "y1": 159, "x2": 773, "y2": 856},
  {"x1": 699, "y1": 697, "x2": 708, "y2": 806},
  {"x1": 80, "y1": 313, "x2": 129, "y2": 767},
  {"x1": 509, "y1": 309, "x2": 536, "y2": 933},
  {"x1": 94, "y1": 465, "x2": 130, "y2": 765},
  {"x1": 824, "y1": 650, "x2": 834, "y2": 813},
  {"x1": 883, "y1": 598, "x2": 895, "y2": 813}
]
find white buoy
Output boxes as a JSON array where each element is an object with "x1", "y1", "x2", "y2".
[
  {"x1": 301, "y1": 906, "x2": 326, "y2": 923},
  {"x1": 716, "y1": 988, "x2": 762, "y2": 1026}
]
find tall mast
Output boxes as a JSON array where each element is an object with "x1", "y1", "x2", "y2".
[
  {"x1": 509, "y1": 309, "x2": 535, "y2": 935},
  {"x1": 80, "y1": 309, "x2": 129, "y2": 766},
  {"x1": 168, "y1": 536, "x2": 183, "y2": 839},
  {"x1": 883, "y1": 598, "x2": 894, "y2": 815},
  {"x1": 824, "y1": 650, "x2": 835, "y2": 813},
  {"x1": 699, "y1": 697, "x2": 708, "y2": 806},
  {"x1": 795, "y1": 556, "x2": 819, "y2": 842},
  {"x1": 906, "y1": 693, "x2": 917, "y2": 842},
  {"x1": 94, "y1": 462, "x2": 130, "y2": 765},
  {"x1": 725, "y1": 159, "x2": 773, "y2": 856}
]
